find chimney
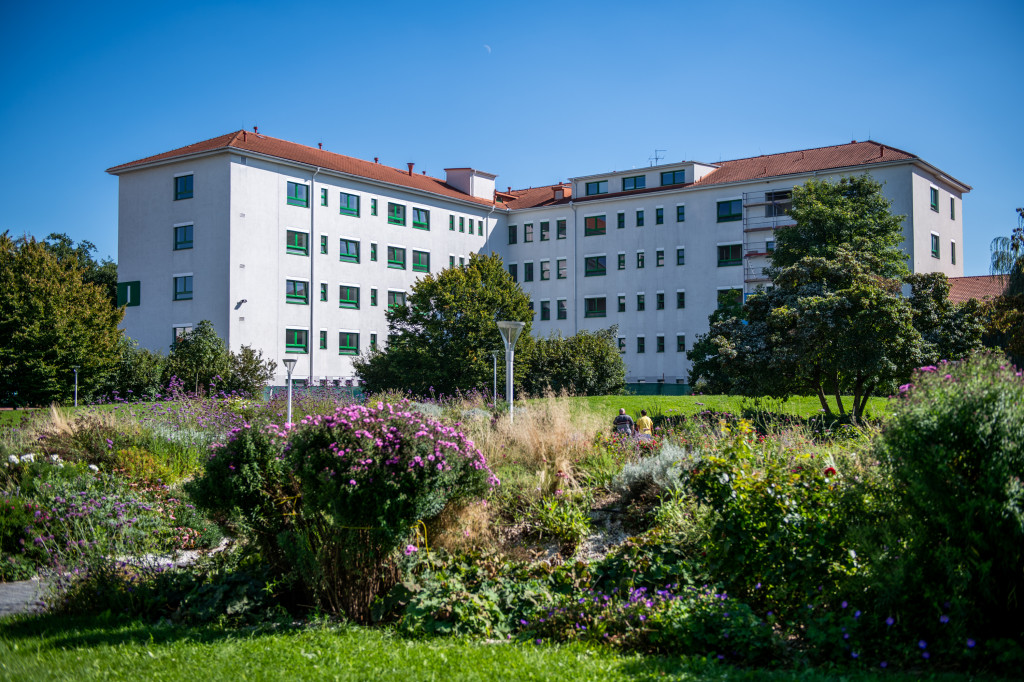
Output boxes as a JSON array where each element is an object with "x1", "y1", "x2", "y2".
[
  {"x1": 318, "y1": 142, "x2": 322, "y2": 150},
  {"x1": 374, "y1": 157, "x2": 379, "y2": 164},
  {"x1": 553, "y1": 186, "x2": 565, "y2": 200},
  {"x1": 253, "y1": 126, "x2": 258, "y2": 134},
  {"x1": 507, "y1": 186, "x2": 511, "y2": 193},
  {"x1": 407, "y1": 162, "x2": 415, "y2": 176},
  {"x1": 242, "y1": 131, "x2": 246, "y2": 142}
]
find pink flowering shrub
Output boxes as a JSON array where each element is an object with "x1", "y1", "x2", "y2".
[{"x1": 189, "y1": 400, "x2": 497, "y2": 622}]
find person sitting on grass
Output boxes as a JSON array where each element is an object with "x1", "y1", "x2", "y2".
[
  {"x1": 612, "y1": 408, "x2": 635, "y2": 436},
  {"x1": 635, "y1": 409, "x2": 653, "y2": 438}
]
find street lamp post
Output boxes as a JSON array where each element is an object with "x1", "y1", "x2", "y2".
[
  {"x1": 496, "y1": 321, "x2": 525, "y2": 423},
  {"x1": 72, "y1": 366, "x2": 80, "y2": 408},
  {"x1": 490, "y1": 350, "x2": 500, "y2": 404},
  {"x1": 283, "y1": 358, "x2": 297, "y2": 424}
]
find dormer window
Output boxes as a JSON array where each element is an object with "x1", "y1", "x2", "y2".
[
  {"x1": 622, "y1": 175, "x2": 646, "y2": 191},
  {"x1": 585, "y1": 180, "x2": 608, "y2": 196},
  {"x1": 660, "y1": 170, "x2": 686, "y2": 186}
]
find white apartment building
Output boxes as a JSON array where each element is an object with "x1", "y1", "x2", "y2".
[{"x1": 108, "y1": 131, "x2": 969, "y2": 390}]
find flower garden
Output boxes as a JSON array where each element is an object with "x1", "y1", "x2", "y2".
[{"x1": 1, "y1": 353, "x2": 1023, "y2": 680}]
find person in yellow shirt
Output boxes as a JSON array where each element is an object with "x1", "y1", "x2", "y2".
[{"x1": 635, "y1": 409, "x2": 653, "y2": 437}]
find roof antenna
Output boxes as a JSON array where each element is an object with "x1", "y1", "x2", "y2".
[{"x1": 649, "y1": 149, "x2": 665, "y2": 167}]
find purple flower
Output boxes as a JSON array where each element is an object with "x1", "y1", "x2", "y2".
[
  {"x1": 885, "y1": 616, "x2": 894, "y2": 626},
  {"x1": 967, "y1": 638, "x2": 976, "y2": 648},
  {"x1": 923, "y1": 652, "x2": 930, "y2": 660},
  {"x1": 404, "y1": 545, "x2": 418, "y2": 555},
  {"x1": 940, "y1": 614, "x2": 949, "y2": 623},
  {"x1": 841, "y1": 601, "x2": 848, "y2": 608},
  {"x1": 880, "y1": 662, "x2": 887, "y2": 668},
  {"x1": 918, "y1": 640, "x2": 927, "y2": 649}
]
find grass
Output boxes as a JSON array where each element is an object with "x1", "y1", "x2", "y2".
[
  {"x1": 0, "y1": 615, "x2": 998, "y2": 682},
  {"x1": 572, "y1": 394, "x2": 893, "y2": 422}
]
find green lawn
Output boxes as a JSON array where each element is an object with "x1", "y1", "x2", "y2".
[
  {"x1": 0, "y1": 615, "x2": 991, "y2": 682},
  {"x1": 571, "y1": 394, "x2": 893, "y2": 422}
]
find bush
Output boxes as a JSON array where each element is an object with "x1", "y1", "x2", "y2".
[
  {"x1": 524, "y1": 327, "x2": 626, "y2": 396},
  {"x1": 868, "y1": 352, "x2": 1024, "y2": 649},
  {"x1": 611, "y1": 443, "x2": 694, "y2": 504}
]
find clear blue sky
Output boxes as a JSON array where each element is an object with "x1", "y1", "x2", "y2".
[{"x1": 1, "y1": 0, "x2": 1020, "y2": 276}]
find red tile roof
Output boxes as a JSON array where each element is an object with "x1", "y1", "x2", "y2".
[
  {"x1": 107, "y1": 130, "x2": 497, "y2": 208},
  {"x1": 947, "y1": 275, "x2": 1007, "y2": 304},
  {"x1": 500, "y1": 184, "x2": 571, "y2": 210}
]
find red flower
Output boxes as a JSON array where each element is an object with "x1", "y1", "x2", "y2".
[{"x1": 823, "y1": 466, "x2": 837, "y2": 476}]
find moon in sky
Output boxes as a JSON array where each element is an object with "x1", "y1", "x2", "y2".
[{"x1": 484, "y1": 44, "x2": 491, "y2": 53}]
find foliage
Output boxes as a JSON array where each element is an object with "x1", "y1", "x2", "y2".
[
  {"x1": 981, "y1": 293, "x2": 1024, "y2": 365},
  {"x1": 0, "y1": 232, "x2": 123, "y2": 406},
  {"x1": 102, "y1": 336, "x2": 165, "y2": 401},
  {"x1": 867, "y1": 353, "x2": 1024, "y2": 647},
  {"x1": 161, "y1": 321, "x2": 276, "y2": 398},
  {"x1": 989, "y1": 207, "x2": 1024, "y2": 297},
  {"x1": 524, "y1": 327, "x2": 626, "y2": 396},
  {"x1": 906, "y1": 273, "x2": 984, "y2": 363},
  {"x1": 354, "y1": 253, "x2": 534, "y2": 396},
  {"x1": 526, "y1": 494, "x2": 592, "y2": 555},
  {"x1": 223, "y1": 345, "x2": 277, "y2": 396},
  {"x1": 611, "y1": 443, "x2": 694, "y2": 504},
  {"x1": 42, "y1": 232, "x2": 118, "y2": 308},
  {"x1": 0, "y1": 494, "x2": 52, "y2": 580}
]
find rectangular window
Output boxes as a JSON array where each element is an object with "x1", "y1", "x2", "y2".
[
  {"x1": 387, "y1": 246, "x2": 406, "y2": 269},
  {"x1": 718, "y1": 288, "x2": 742, "y2": 309},
  {"x1": 656, "y1": 293, "x2": 665, "y2": 310},
  {"x1": 930, "y1": 187, "x2": 940, "y2": 212},
  {"x1": 540, "y1": 261, "x2": 551, "y2": 280},
  {"x1": 717, "y1": 244, "x2": 742, "y2": 266},
  {"x1": 320, "y1": 283, "x2": 328, "y2": 301},
  {"x1": 449, "y1": 255, "x2": 455, "y2": 267},
  {"x1": 320, "y1": 235, "x2": 328, "y2": 254},
  {"x1": 931, "y1": 234, "x2": 940, "y2": 259},
  {"x1": 370, "y1": 198, "x2": 378, "y2": 216},
  {"x1": 617, "y1": 212, "x2": 625, "y2": 230},
  {"x1": 468, "y1": 219, "x2": 474, "y2": 234},
  {"x1": 285, "y1": 329, "x2": 308, "y2": 353},
  {"x1": 765, "y1": 190, "x2": 792, "y2": 217},
  {"x1": 557, "y1": 258, "x2": 567, "y2": 279},
  {"x1": 655, "y1": 207, "x2": 664, "y2": 225},
  {"x1": 950, "y1": 197, "x2": 956, "y2": 220},
  {"x1": 636, "y1": 210, "x2": 645, "y2": 227},
  {"x1": 766, "y1": 239, "x2": 776, "y2": 252},
  {"x1": 617, "y1": 253, "x2": 626, "y2": 270},
  {"x1": 656, "y1": 249, "x2": 665, "y2": 267},
  {"x1": 449, "y1": 215, "x2": 455, "y2": 231},
  {"x1": 676, "y1": 335, "x2": 686, "y2": 352},
  {"x1": 539, "y1": 221, "x2": 550, "y2": 241},
  {"x1": 287, "y1": 182, "x2": 309, "y2": 207},
  {"x1": 459, "y1": 217, "x2": 465, "y2": 233},
  {"x1": 717, "y1": 199, "x2": 742, "y2": 222},
  {"x1": 557, "y1": 299, "x2": 567, "y2": 320},
  {"x1": 172, "y1": 325, "x2": 192, "y2": 348},
  {"x1": 478, "y1": 220, "x2": 484, "y2": 236},
  {"x1": 676, "y1": 247, "x2": 685, "y2": 265},
  {"x1": 116, "y1": 281, "x2": 140, "y2": 307},
  {"x1": 339, "y1": 332, "x2": 359, "y2": 356},
  {"x1": 656, "y1": 335, "x2": 665, "y2": 353},
  {"x1": 637, "y1": 251, "x2": 645, "y2": 268},
  {"x1": 370, "y1": 288, "x2": 378, "y2": 306},
  {"x1": 524, "y1": 262, "x2": 534, "y2": 282},
  {"x1": 585, "y1": 255, "x2": 607, "y2": 277},
  {"x1": 637, "y1": 293, "x2": 645, "y2": 311},
  {"x1": 286, "y1": 280, "x2": 308, "y2": 304},
  {"x1": 585, "y1": 215, "x2": 606, "y2": 236},
  {"x1": 540, "y1": 300, "x2": 551, "y2": 321},
  {"x1": 319, "y1": 330, "x2": 327, "y2": 349},
  {"x1": 339, "y1": 192, "x2": 360, "y2": 217},
  {"x1": 339, "y1": 285, "x2": 359, "y2": 309},
  {"x1": 370, "y1": 243, "x2": 378, "y2": 261},
  {"x1": 637, "y1": 337, "x2": 645, "y2": 353},
  {"x1": 286, "y1": 230, "x2": 309, "y2": 255},
  {"x1": 676, "y1": 291, "x2": 686, "y2": 309},
  {"x1": 413, "y1": 208, "x2": 430, "y2": 230},
  {"x1": 584, "y1": 297, "x2": 606, "y2": 318},
  {"x1": 321, "y1": 188, "x2": 328, "y2": 206},
  {"x1": 339, "y1": 238, "x2": 360, "y2": 263},
  {"x1": 617, "y1": 295, "x2": 626, "y2": 313},
  {"x1": 676, "y1": 205, "x2": 685, "y2": 222},
  {"x1": 459, "y1": 256, "x2": 465, "y2": 267},
  {"x1": 622, "y1": 175, "x2": 646, "y2": 191},
  {"x1": 509, "y1": 264, "x2": 518, "y2": 282},
  {"x1": 585, "y1": 180, "x2": 608, "y2": 196},
  {"x1": 951, "y1": 241, "x2": 957, "y2": 265},
  {"x1": 508, "y1": 225, "x2": 517, "y2": 244},
  {"x1": 173, "y1": 275, "x2": 193, "y2": 301},
  {"x1": 370, "y1": 333, "x2": 378, "y2": 349},
  {"x1": 524, "y1": 223, "x2": 534, "y2": 242},
  {"x1": 174, "y1": 224, "x2": 193, "y2": 250},
  {"x1": 387, "y1": 290, "x2": 406, "y2": 308},
  {"x1": 617, "y1": 337, "x2": 626, "y2": 353},
  {"x1": 412, "y1": 250, "x2": 430, "y2": 273},
  {"x1": 388, "y1": 202, "x2": 406, "y2": 225},
  {"x1": 174, "y1": 174, "x2": 193, "y2": 200},
  {"x1": 556, "y1": 219, "x2": 567, "y2": 239},
  {"x1": 661, "y1": 170, "x2": 685, "y2": 186}
]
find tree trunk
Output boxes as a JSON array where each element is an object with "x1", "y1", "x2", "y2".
[
  {"x1": 812, "y1": 365, "x2": 832, "y2": 417},
  {"x1": 851, "y1": 375, "x2": 864, "y2": 425},
  {"x1": 832, "y1": 371, "x2": 846, "y2": 416}
]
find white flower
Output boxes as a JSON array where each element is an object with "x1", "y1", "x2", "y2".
[
  {"x1": 88, "y1": 464, "x2": 100, "y2": 473},
  {"x1": 20, "y1": 453, "x2": 35, "y2": 463},
  {"x1": 50, "y1": 454, "x2": 62, "y2": 463},
  {"x1": 7, "y1": 455, "x2": 17, "y2": 465}
]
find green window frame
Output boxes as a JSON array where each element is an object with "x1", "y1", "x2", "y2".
[
  {"x1": 557, "y1": 259, "x2": 566, "y2": 279},
  {"x1": 718, "y1": 289, "x2": 742, "y2": 310},
  {"x1": 321, "y1": 188, "x2": 328, "y2": 206},
  {"x1": 951, "y1": 241, "x2": 957, "y2": 265},
  {"x1": 387, "y1": 246, "x2": 406, "y2": 269},
  {"x1": 676, "y1": 247, "x2": 685, "y2": 265},
  {"x1": 339, "y1": 285, "x2": 360, "y2": 309},
  {"x1": 585, "y1": 180, "x2": 608, "y2": 196},
  {"x1": 656, "y1": 249, "x2": 665, "y2": 267},
  {"x1": 718, "y1": 244, "x2": 742, "y2": 266},
  {"x1": 339, "y1": 332, "x2": 359, "y2": 356},
  {"x1": 717, "y1": 199, "x2": 742, "y2": 223},
  {"x1": 557, "y1": 300, "x2": 567, "y2": 320},
  {"x1": 540, "y1": 261, "x2": 550, "y2": 280},
  {"x1": 656, "y1": 335, "x2": 665, "y2": 353},
  {"x1": 617, "y1": 337, "x2": 626, "y2": 353},
  {"x1": 540, "y1": 300, "x2": 550, "y2": 321},
  {"x1": 556, "y1": 219, "x2": 566, "y2": 239},
  {"x1": 617, "y1": 212, "x2": 625, "y2": 229},
  {"x1": 173, "y1": 275, "x2": 193, "y2": 301},
  {"x1": 677, "y1": 335, "x2": 686, "y2": 352},
  {"x1": 413, "y1": 208, "x2": 430, "y2": 230},
  {"x1": 285, "y1": 329, "x2": 308, "y2": 354},
  {"x1": 387, "y1": 290, "x2": 406, "y2": 308},
  {"x1": 677, "y1": 291, "x2": 686, "y2": 309},
  {"x1": 584, "y1": 215, "x2": 606, "y2": 236},
  {"x1": 637, "y1": 337, "x2": 645, "y2": 354},
  {"x1": 320, "y1": 331, "x2": 327, "y2": 349},
  {"x1": 676, "y1": 205, "x2": 685, "y2": 222},
  {"x1": 320, "y1": 235, "x2": 328, "y2": 254},
  {"x1": 339, "y1": 238, "x2": 360, "y2": 263},
  {"x1": 468, "y1": 219, "x2": 474, "y2": 234},
  {"x1": 617, "y1": 253, "x2": 625, "y2": 270},
  {"x1": 617, "y1": 295, "x2": 626, "y2": 313},
  {"x1": 523, "y1": 262, "x2": 534, "y2": 282},
  {"x1": 656, "y1": 293, "x2": 665, "y2": 310},
  {"x1": 584, "y1": 297, "x2": 606, "y2": 318},
  {"x1": 174, "y1": 175, "x2": 193, "y2": 200},
  {"x1": 584, "y1": 256, "x2": 607, "y2": 277},
  {"x1": 370, "y1": 333, "x2": 378, "y2": 349},
  {"x1": 509, "y1": 264, "x2": 517, "y2": 282},
  {"x1": 370, "y1": 243, "x2": 378, "y2": 261},
  {"x1": 388, "y1": 202, "x2": 406, "y2": 226},
  {"x1": 172, "y1": 325, "x2": 192, "y2": 349},
  {"x1": 637, "y1": 251, "x2": 645, "y2": 268},
  {"x1": 458, "y1": 217, "x2": 465, "y2": 233},
  {"x1": 320, "y1": 283, "x2": 328, "y2": 302},
  {"x1": 660, "y1": 170, "x2": 685, "y2": 186},
  {"x1": 508, "y1": 225, "x2": 517, "y2": 244},
  {"x1": 370, "y1": 198, "x2": 378, "y2": 216},
  {"x1": 174, "y1": 224, "x2": 193, "y2": 250},
  {"x1": 339, "y1": 192, "x2": 360, "y2": 217},
  {"x1": 117, "y1": 281, "x2": 140, "y2": 307},
  {"x1": 286, "y1": 230, "x2": 308, "y2": 255},
  {"x1": 449, "y1": 255, "x2": 455, "y2": 267},
  {"x1": 930, "y1": 187, "x2": 939, "y2": 212},
  {"x1": 286, "y1": 280, "x2": 308, "y2": 304},
  {"x1": 539, "y1": 221, "x2": 550, "y2": 241},
  {"x1": 477, "y1": 220, "x2": 484, "y2": 236},
  {"x1": 950, "y1": 198, "x2": 956, "y2": 220},
  {"x1": 449, "y1": 215, "x2": 455, "y2": 231},
  {"x1": 287, "y1": 182, "x2": 309, "y2": 207},
  {"x1": 637, "y1": 294, "x2": 645, "y2": 311},
  {"x1": 412, "y1": 250, "x2": 430, "y2": 273},
  {"x1": 655, "y1": 208, "x2": 664, "y2": 225},
  {"x1": 636, "y1": 210, "x2": 644, "y2": 227},
  {"x1": 931, "y1": 234, "x2": 940, "y2": 259},
  {"x1": 524, "y1": 223, "x2": 534, "y2": 242},
  {"x1": 370, "y1": 288, "x2": 378, "y2": 306},
  {"x1": 622, "y1": 175, "x2": 645, "y2": 191}
]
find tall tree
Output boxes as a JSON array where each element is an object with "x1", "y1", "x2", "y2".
[
  {"x1": 524, "y1": 327, "x2": 626, "y2": 396},
  {"x1": 989, "y1": 208, "x2": 1024, "y2": 297},
  {"x1": 43, "y1": 233, "x2": 118, "y2": 308},
  {"x1": 0, "y1": 233, "x2": 123, "y2": 406},
  {"x1": 354, "y1": 253, "x2": 534, "y2": 396}
]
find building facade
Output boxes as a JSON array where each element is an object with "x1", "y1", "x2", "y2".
[{"x1": 108, "y1": 131, "x2": 969, "y2": 388}]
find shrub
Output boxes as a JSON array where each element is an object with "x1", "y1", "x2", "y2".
[
  {"x1": 611, "y1": 443, "x2": 694, "y2": 504},
  {"x1": 0, "y1": 494, "x2": 51, "y2": 580}
]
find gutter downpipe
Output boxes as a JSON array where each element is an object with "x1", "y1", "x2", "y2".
[
  {"x1": 569, "y1": 199, "x2": 578, "y2": 334},
  {"x1": 310, "y1": 167, "x2": 321, "y2": 384}
]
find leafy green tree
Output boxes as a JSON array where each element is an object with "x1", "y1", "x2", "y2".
[
  {"x1": 524, "y1": 327, "x2": 626, "y2": 396},
  {"x1": 989, "y1": 208, "x2": 1024, "y2": 297},
  {"x1": 102, "y1": 336, "x2": 166, "y2": 400},
  {"x1": 906, "y1": 273, "x2": 984, "y2": 363},
  {"x1": 224, "y1": 345, "x2": 277, "y2": 396},
  {"x1": 983, "y1": 209, "x2": 1024, "y2": 365},
  {"x1": 354, "y1": 253, "x2": 534, "y2": 396},
  {"x1": 43, "y1": 233, "x2": 118, "y2": 308},
  {"x1": 162, "y1": 320, "x2": 232, "y2": 393},
  {"x1": 0, "y1": 233, "x2": 123, "y2": 406}
]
